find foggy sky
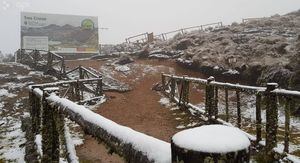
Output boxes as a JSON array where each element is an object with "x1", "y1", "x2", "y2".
[{"x1": 0, "y1": 0, "x2": 300, "y2": 53}]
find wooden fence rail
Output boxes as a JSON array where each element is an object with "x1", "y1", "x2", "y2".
[{"x1": 161, "y1": 73, "x2": 300, "y2": 162}]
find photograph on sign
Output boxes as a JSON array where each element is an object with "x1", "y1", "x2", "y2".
[{"x1": 21, "y1": 12, "x2": 99, "y2": 54}]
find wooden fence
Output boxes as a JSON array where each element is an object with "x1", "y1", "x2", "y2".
[
  {"x1": 16, "y1": 49, "x2": 66, "y2": 78},
  {"x1": 161, "y1": 73, "x2": 300, "y2": 161},
  {"x1": 28, "y1": 80, "x2": 171, "y2": 163}
]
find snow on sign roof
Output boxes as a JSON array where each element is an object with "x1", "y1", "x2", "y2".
[{"x1": 172, "y1": 125, "x2": 250, "y2": 153}]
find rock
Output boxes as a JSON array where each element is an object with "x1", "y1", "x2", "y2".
[
  {"x1": 116, "y1": 56, "x2": 134, "y2": 65},
  {"x1": 152, "y1": 82, "x2": 163, "y2": 91},
  {"x1": 257, "y1": 66, "x2": 293, "y2": 88},
  {"x1": 174, "y1": 39, "x2": 193, "y2": 50}
]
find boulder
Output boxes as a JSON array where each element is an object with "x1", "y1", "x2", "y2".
[
  {"x1": 174, "y1": 39, "x2": 193, "y2": 50},
  {"x1": 116, "y1": 56, "x2": 134, "y2": 65}
]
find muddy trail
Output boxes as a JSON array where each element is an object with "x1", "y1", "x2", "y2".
[{"x1": 65, "y1": 59, "x2": 213, "y2": 162}]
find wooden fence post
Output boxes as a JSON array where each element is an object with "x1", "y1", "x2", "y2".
[
  {"x1": 225, "y1": 88, "x2": 229, "y2": 122},
  {"x1": 96, "y1": 76, "x2": 103, "y2": 96},
  {"x1": 205, "y1": 76, "x2": 216, "y2": 122},
  {"x1": 79, "y1": 66, "x2": 84, "y2": 79},
  {"x1": 214, "y1": 87, "x2": 219, "y2": 119},
  {"x1": 161, "y1": 74, "x2": 166, "y2": 91},
  {"x1": 33, "y1": 50, "x2": 39, "y2": 68},
  {"x1": 41, "y1": 90, "x2": 60, "y2": 162},
  {"x1": 256, "y1": 92, "x2": 262, "y2": 143},
  {"x1": 170, "y1": 77, "x2": 176, "y2": 101},
  {"x1": 284, "y1": 97, "x2": 291, "y2": 153},
  {"x1": 47, "y1": 52, "x2": 53, "y2": 70},
  {"x1": 30, "y1": 87, "x2": 41, "y2": 134},
  {"x1": 265, "y1": 83, "x2": 278, "y2": 160},
  {"x1": 236, "y1": 90, "x2": 241, "y2": 128}
]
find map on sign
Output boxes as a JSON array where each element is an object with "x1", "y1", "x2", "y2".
[{"x1": 21, "y1": 12, "x2": 99, "y2": 54}]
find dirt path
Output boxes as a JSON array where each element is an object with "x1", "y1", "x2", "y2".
[{"x1": 66, "y1": 59, "x2": 207, "y2": 162}]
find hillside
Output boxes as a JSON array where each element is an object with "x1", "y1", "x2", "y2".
[{"x1": 105, "y1": 9, "x2": 300, "y2": 90}]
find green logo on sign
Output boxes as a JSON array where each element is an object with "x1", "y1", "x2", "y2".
[{"x1": 81, "y1": 19, "x2": 95, "y2": 30}]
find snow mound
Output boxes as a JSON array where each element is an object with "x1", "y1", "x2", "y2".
[{"x1": 172, "y1": 125, "x2": 250, "y2": 153}]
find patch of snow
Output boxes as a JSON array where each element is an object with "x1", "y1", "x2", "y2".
[
  {"x1": 16, "y1": 75, "x2": 31, "y2": 80},
  {"x1": 64, "y1": 123, "x2": 79, "y2": 163},
  {"x1": 172, "y1": 125, "x2": 250, "y2": 153},
  {"x1": 1, "y1": 82, "x2": 30, "y2": 91},
  {"x1": 159, "y1": 97, "x2": 171, "y2": 107},
  {"x1": 149, "y1": 54, "x2": 171, "y2": 59},
  {"x1": 115, "y1": 65, "x2": 130, "y2": 72},
  {"x1": 176, "y1": 125, "x2": 186, "y2": 129},
  {"x1": 0, "y1": 74, "x2": 9, "y2": 78},
  {"x1": 0, "y1": 88, "x2": 17, "y2": 98},
  {"x1": 0, "y1": 119, "x2": 26, "y2": 162},
  {"x1": 35, "y1": 134, "x2": 43, "y2": 156},
  {"x1": 222, "y1": 69, "x2": 240, "y2": 75}
]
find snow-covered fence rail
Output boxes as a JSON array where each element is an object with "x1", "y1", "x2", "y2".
[
  {"x1": 161, "y1": 73, "x2": 300, "y2": 162},
  {"x1": 28, "y1": 85, "x2": 171, "y2": 163},
  {"x1": 16, "y1": 49, "x2": 66, "y2": 78}
]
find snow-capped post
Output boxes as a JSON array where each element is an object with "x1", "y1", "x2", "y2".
[
  {"x1": 41, "y1": 89, "x2": 60, "y2": 162},
  {"x1": 256, "y1": 92, "x2": 262, "y2": 143},
  {"x1": 225, "y1": 88, "x2": 229, "y2": 122},
  {"x1": 30, "y1": 86, "x2": 42, "y2": 134},
  {"x1": 284, "y1": 97, "x2": 291, "y2": 153},
  {"x1": 205, "y1": 76, "x2": 216, "y2": 122},
  {"x1": 265, "y1": 83, "x2": 278, "y2": 160},
  {"x1": 161, "y1": 73, "x2": 166, "y2": 91},
  {"x1": 236, "y1": 90, "x2": 241, "y2": 128},
  {"x1": 171, "y1": 125, "x2": 251, "y2": 163}
]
